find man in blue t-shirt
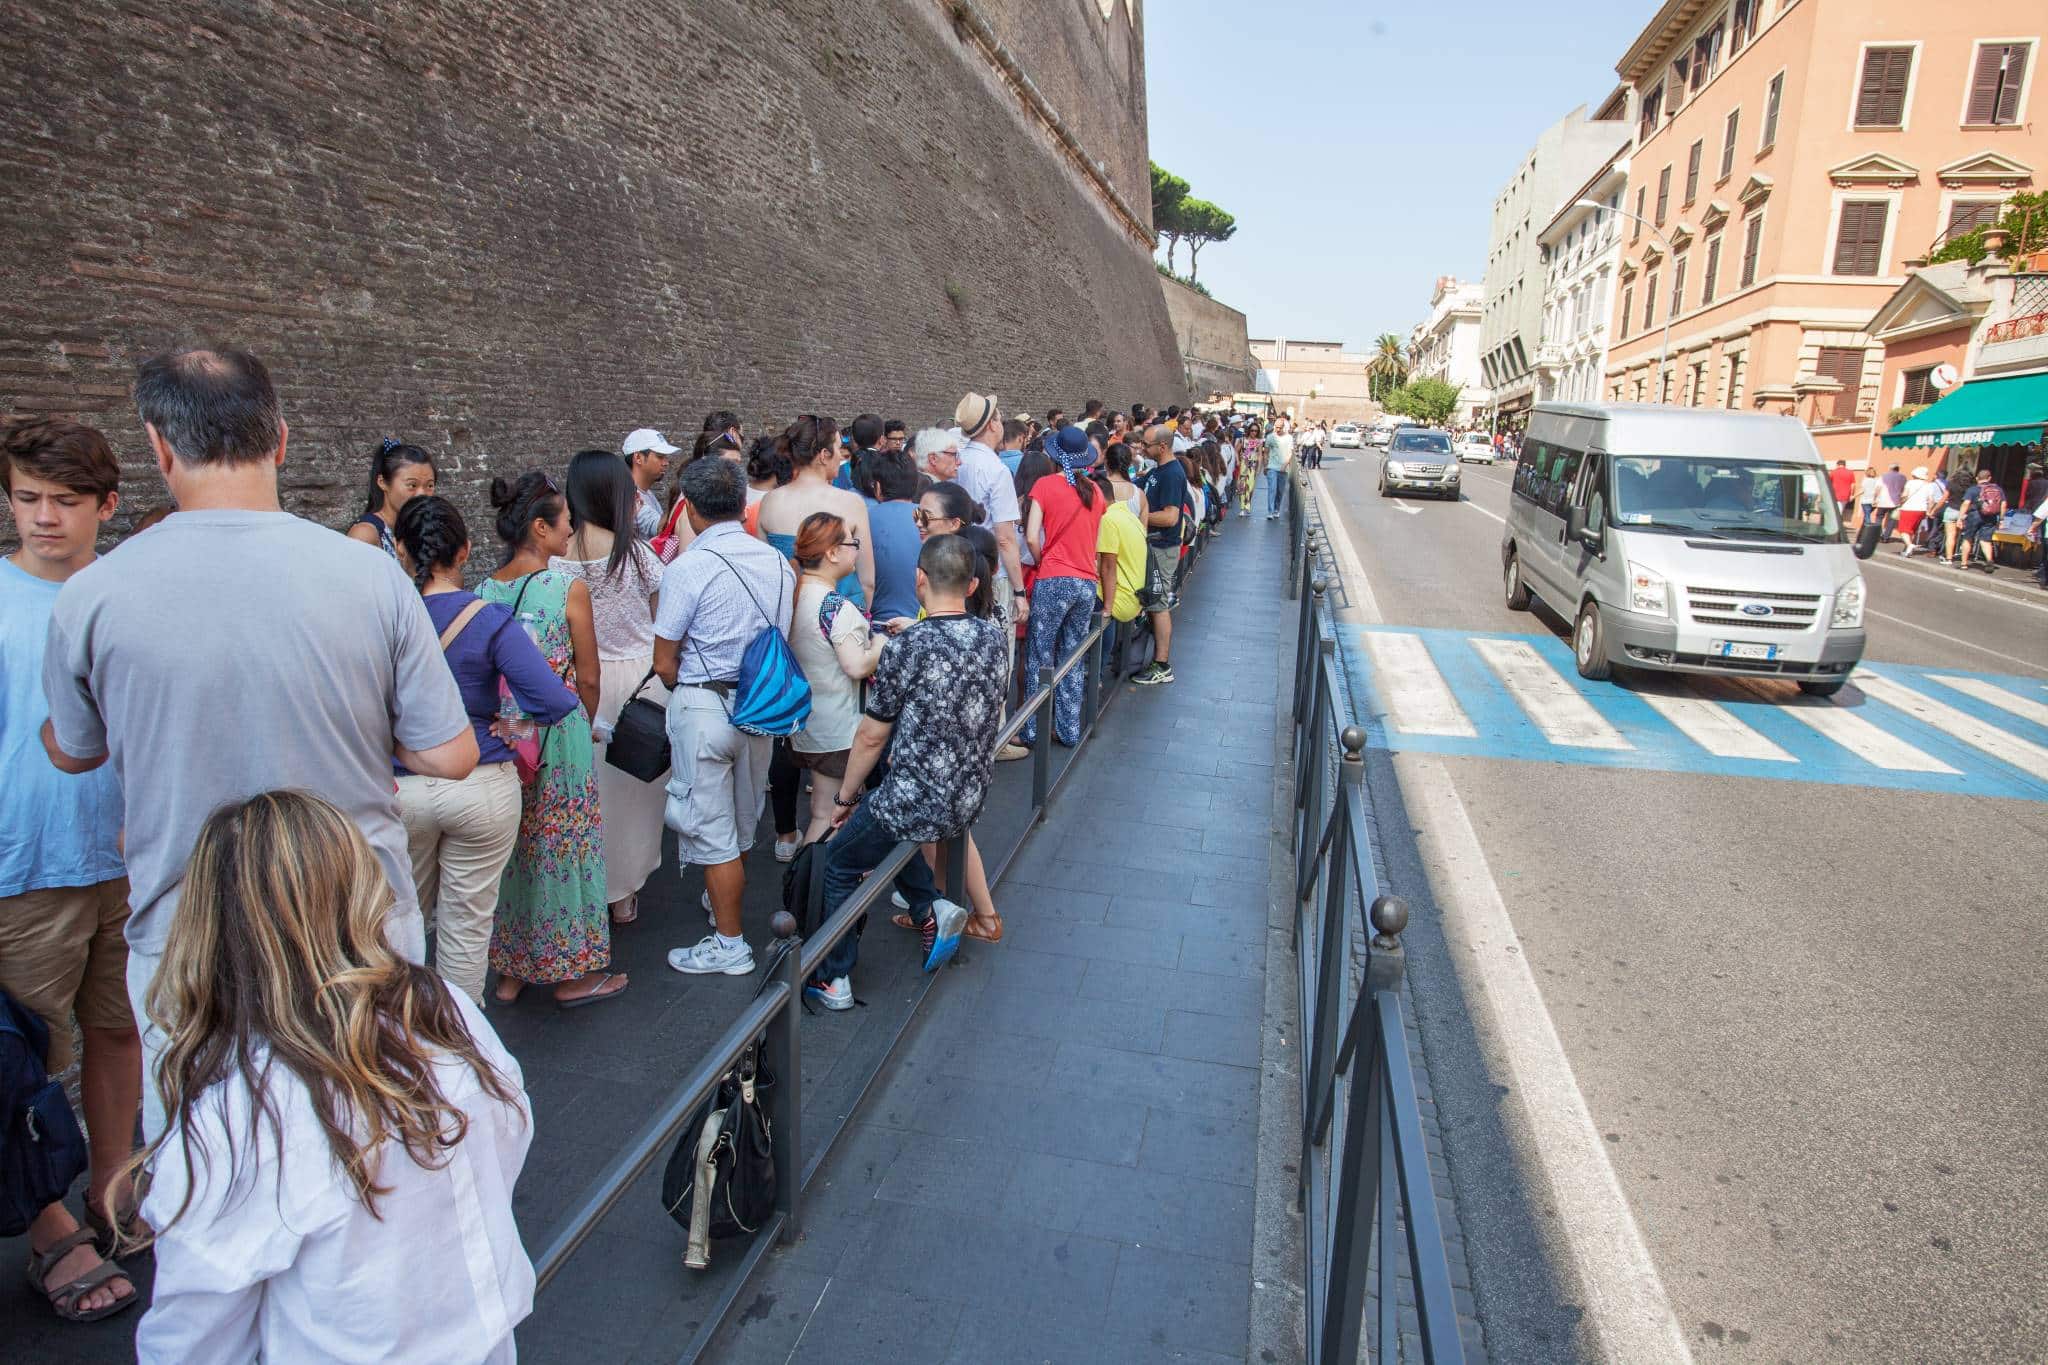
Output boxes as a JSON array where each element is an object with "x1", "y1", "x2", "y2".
[
  {"x1": 1131, "y1": 424, "x2": 1187, "y2": 686},
  {"x1": 1, "y1": 418, "x2": 141, "y2": 1320}
]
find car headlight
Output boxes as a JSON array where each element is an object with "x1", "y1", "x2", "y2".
[
  {"x1": 1626, "y1": 561, "x2": 1669, "y2": 616},
  {"x1": 1832, "y1": 575, "x2": 1865, "y2": 628},
  {"x1": 1386, "y1": 461, "x2": 1406, "y2": 477}
]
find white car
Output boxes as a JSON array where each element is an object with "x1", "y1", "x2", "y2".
[
  {"x1": 1367, "y1": 427, "x2": 1393, "y2": 448},
  {"x1": 1456, "y1": 432, "x2": 1497, "y2": 463},
  {"x1": 1329, "y1": 423, "x2": 1362, "y2": 449}
]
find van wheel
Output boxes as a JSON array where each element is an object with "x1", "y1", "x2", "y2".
[
  {"x1": 1573, "y1": 602, "x2": 1611, "y2": 680},
  {"x1": 1798, "y1": 679, "x2": 1846, "y2": 698},
  {"x1": 1503, "y1": 549, "x2": 1531, "y2": 610}
]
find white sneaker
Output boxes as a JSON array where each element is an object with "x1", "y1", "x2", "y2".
[
  {"x1": 891, "y1": 890, "x2": 910, "y2": 911},
  {"x1": 668, "y1": 935, "x2": 755, "y2": 975},
  {"x1": 924, "y1": 898, "x2": 969, "y2": 972},
  {"x1": 806, "y1": 976, "x2": 854, "y2": 1011},
  {"x1": 774, "y1": 839, "x2": 799, "y2": 863}
]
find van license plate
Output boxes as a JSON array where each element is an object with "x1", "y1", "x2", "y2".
[{"x1": 1715, "y1": 641, "x2": 1776, "y2": 661}]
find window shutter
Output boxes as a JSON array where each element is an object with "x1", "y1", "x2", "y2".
[
  {"x1": 1656, "y1": 166, "x2": 1671, "y2": 223},
  {"x1": 1741, "y1": 215, "x2": 1763, "y2": 287},
  {"x1": 1702, "y1": 236, "x2": 1721, "y2": 304},
  {"x1": 1633, "y1": 187, "x2": 1646, "y2": 239},
  {"x1": 1855, "y1": 48, "x2": 1912, "y2": 126},
  {"x1": 1643, "y1": 273, "x2": 1658, "y2": 330},
  {"x1": 1671, "y1": 254, "x2": 1687, "y2": 313},
  {"x1": 1815, "y1": 347, "x2": 1867, "y2": 422},
  {"x1": 1686, "y1": 141, "x2": 1703, "y2": 202},
  {"x1": 1721, "y1": 110, "x2": 1739, "y2": 179},
  {"x1": 1902, "y1": 368, "x2": 1936, "y2": 406},
  {"x1": 1762, "y1": 75, "x2": 1782, "y2": 148},
  {"x1": 1619, "y1": 286, "x2": 1633, "y2": 339},
  {"x1": 1968, "y1": 43, "x2": 2029, "y2": 125},
  {"x1": 1832, "y1": 200, "x2": 1889, "y2": 276},
  {"x1": 1947, "y1": 199, "x2": 2001, "y2": 237}
]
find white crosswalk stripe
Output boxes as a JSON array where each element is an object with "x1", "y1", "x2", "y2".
[
  {"x1": 1854, "y1": 670, "x2": 2048, "y2": 777},
  {"x1": 1469, "y1": 638, "x2": 1632, "y2": 750},
  {"x1": 1929, "y1": 674, "x2": 2048, "y2": 730},
  {"x1": 1782, "y1": 695, "x2": 1957, "y2": 773},
  {"x1": 1362, "y1": 632, "x2": 1477, "y2": 737},
  {"x1": 1633, "y1": 690, "x2": 1793, "y2": 762}
]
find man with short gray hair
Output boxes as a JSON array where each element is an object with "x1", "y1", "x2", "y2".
[{"x1": 41, "y1": 346, "x2": 476, "y2": 1135}]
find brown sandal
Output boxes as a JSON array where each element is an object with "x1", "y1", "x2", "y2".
[
  {"x1": 27, "y1": 1227, "x2": 138, "y2": 1323},
  {"x1": 84, "y1": 1195, "x2": 151, "y2": 1257},
  {"x1": 964, "y1": 912, "x2": 1004, "y2": 943},
  {"x1": 891, "y1": 912, "x2": 917, "y2": 931}
]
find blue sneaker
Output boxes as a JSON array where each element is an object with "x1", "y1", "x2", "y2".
[
  {"x1": 805, "y1": 976, "x2": 854, "y2": 1011},
  {"x1": 922, "y1": 898, "x2": 969, "y2": 972}
]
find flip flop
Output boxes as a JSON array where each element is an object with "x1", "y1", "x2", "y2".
[
  {"x1": 964, "y1": 913, "x2": 1004, "y2": 943},
  {"x1": 556, "y1": 973, "x2": 627, "y2": 1009}
]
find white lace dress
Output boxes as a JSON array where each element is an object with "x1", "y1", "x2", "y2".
[{"x1": 550, "y1": 541, "x2": 668, "y2": 905}]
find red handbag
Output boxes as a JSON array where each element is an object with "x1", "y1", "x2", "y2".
[{"x1": 650, "y1": 496, "x2": 690, "y2": 563}]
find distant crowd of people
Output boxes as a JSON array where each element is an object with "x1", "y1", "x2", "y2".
[
  {"x1": 0, "y1": 347, "x2": 1297, "y2": 1352},
  {"x1": 1831, "y1": 458, "x2": 2048, "y2": 583}
]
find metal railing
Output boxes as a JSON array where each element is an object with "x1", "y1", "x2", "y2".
[
  {"x1": 531, "y1": 528, "x2": 1216, "y2": 1359},
  {"x1": 1286, "y1": 474, "x2": 1466, "y2": 1364}
]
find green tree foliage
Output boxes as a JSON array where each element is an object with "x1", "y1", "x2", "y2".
[
  {"x1": 1181, "y1": 200, "x2": 1237, "y2": 282},
  {"x1": 1151, "y1": 162, "x2": 1192, "y2": 272},
  {"x1": 1368, "y1": 333, "x2": 1408, "y2": 401},
  {"x1": 1380, "y1": 377, "x2": 1462, "y2": 427},
  {"x1": 1928, "y1": 191, "x2": 2048, "y2": 264}
]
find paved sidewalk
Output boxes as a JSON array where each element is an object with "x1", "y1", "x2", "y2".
[{"x1": 707, "y1": 511, "x2": 1290, "y2": 1362}]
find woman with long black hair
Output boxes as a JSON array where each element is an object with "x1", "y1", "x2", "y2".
[
  {"x1": 550, "y1": 450, "x2": 669, "y2": 924},
  {"x1": 347, "y1": 438, "x2": 436, "y2": 557}
]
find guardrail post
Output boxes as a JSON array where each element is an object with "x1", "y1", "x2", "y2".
[
  {"x1": 1031, "y1": 664, "x2": 1054, "y2": 817},
  {"x1": 1082, "y1": 610, "x2": 1104, "y2": 734},
  {"x1": 763, "y1": 913, "x2": 803, "y2": 1242},
  {"x1": 1292, "y1": 574, "x2": 1324, "y2": 728},
  {"x1": 944, "y1": 833, "x2": 969, "y2": 912}
]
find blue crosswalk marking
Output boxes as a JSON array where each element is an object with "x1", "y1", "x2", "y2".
[{"x1": 1342, "y1": 625, "x2": 2048, "y2": 802}]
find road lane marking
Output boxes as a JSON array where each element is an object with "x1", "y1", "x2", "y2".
[
  {"x1": 1865, "y1": 609, "x2": 2048, "y2": 676},
  {"x1": 1458, "y1": 495, "x2": 1507, "y2": 525},
  {"x1": 1634, "y1": 689, "x2": 1794, "y2": 762},
  {"x1": 1782, "y1": 695, "x2": 1958, "y2": 773},
  {"x1": 1469, "y1": 638, "x2": 1632, "y2": 749},
  {"x1": 1402, "y1": 752, "x2": 1696, "y2": 1365},
  {"x1": 1308, "y1": 470, "x2": 1380, "y2": 622},
  {"x1": 1928, "y1": 673, "x2": 2048, "y2": 728},
  {"x1": 1854, "y1": 669, "x2": 2048, "y2": 776},
  {"x1": 1390, "y1": 499, "x2": 1421, "y2": 515},
  {"x1": 1361, "y1": 632, "x2": 1478, "y2": 737},
  {"x1": 1862, "y1": 553, "x2": 2048, "y2": 617}
]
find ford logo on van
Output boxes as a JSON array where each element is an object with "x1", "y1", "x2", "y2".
[{"x1": 1739, "y1": 603, "x2": 1774, "y2": 617}]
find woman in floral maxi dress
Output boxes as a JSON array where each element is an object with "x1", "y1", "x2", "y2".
[{"x1": 478, "y1": 471, "x2": 624, "y2": 1008}]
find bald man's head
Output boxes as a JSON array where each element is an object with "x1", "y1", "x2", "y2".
[{"x1": 1142, "y1": 423, "x2": 1175, "y2": 457}]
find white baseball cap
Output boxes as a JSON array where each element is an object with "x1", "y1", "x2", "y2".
[{"x1": 621, "y1": 428, "x2": 680, "y2": 457}]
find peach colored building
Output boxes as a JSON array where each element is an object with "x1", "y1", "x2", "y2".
[{"x1": 1601, "y1": 0, "x2": 2041, "y2": 468}]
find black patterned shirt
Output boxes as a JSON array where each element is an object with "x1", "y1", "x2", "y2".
[{"x1": 862, "y1": 614, "x2": 1008, "y2": 843}]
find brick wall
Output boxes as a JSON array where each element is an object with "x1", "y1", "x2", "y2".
[
  {"x1": 0, "y1": 0, "x2": 1181, "y2": 539},
  {"x1": 1158, "y1": 275, "x2": 1255, "y2": 398}
]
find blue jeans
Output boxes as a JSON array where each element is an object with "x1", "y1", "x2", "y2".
[
  {"x1": 1267, "y1": 470, "x2": 1286, "y2": 513},
  {"x1": 815, "y1": 801, "x2": 939, "y2": 982},
  {"x1": 1022, "y1": 576, "x2": 1094, "y2": 746}
]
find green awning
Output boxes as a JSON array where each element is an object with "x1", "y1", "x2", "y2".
[{"x1": 1881, "y1": 371, "x2": 2048, "y2": 449}]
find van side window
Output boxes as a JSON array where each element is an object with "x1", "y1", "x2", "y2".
[
  {"x1": 1542, "y1": 445, "x2": 1585, "y2": 516},
  {"x1": 1579, "y1": 453, "x2": 1608, "y2": 535},
  {"x1": 1513, "y1": 439, "x2": 1548, "y2": 503}
]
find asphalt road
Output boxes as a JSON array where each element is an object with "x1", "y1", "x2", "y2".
[{"x1": 1311, "y1": 450, "x2": 2048, "y2": 1362}]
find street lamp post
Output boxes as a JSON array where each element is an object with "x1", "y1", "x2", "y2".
[{"x1": 1575, "y1": 198, "x2": 1675, "y2": 403}]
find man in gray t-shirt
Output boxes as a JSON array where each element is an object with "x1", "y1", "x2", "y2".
[{"x1": 40, "y1": 351, "x2": 473, "y2": 1124}]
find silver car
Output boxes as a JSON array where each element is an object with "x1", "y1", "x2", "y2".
[{"x1": 1378, "y1": 428, "x2": 1462, "y2": 500}]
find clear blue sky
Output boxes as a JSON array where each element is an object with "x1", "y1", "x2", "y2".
[{"x1": 1143, "y1": 0, "x2": 1650, "y2": 349}]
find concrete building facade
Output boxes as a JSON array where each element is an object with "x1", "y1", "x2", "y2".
[
  {"x1": 1601, "y1": 0, "x2": 2043, "y2": 466},
  {"x1": 1249, "y1": 338, "x2": 1376, "y2": 422},
  {"x1": 1480, "y1": 102, "x2": 1633, "y2": 425},
  {"x1": 1409, "y1": 277, "x2": 1490, "y2": 425},
  {"x1": 1535, "y1": 156, "x2": 1630, "y2": 403}
]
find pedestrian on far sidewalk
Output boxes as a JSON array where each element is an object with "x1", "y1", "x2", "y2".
[
  {"x1": 1958, "y1": 467, "x2": 2007, "y2": 574},
  {"x1": 1877, "y1": 463, "x2": 1905, "y2": 534},
  {"x1": 1264, "y1": 419, "x2": 1295, "y2": 519},
  {"x1": 806, "y1": 534, "x2": 1006, "y2": 1009},
  {"x1": 3, "y1": 417, "x2": 142, "y2": 1324},
  {"x1": 1895, "y1": 466, "x2": 1934, "y2": 556},
  {"x1": 1827, "y1": 459, "x2": 1856, "y2": 520},
  {"x1": 654, "y1": 456, "x2": 797, "y2": 977}
]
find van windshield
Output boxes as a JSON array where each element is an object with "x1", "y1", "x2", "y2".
[{"x1": 1610, "y1": 456, "x2": 1841, "y2": 540}]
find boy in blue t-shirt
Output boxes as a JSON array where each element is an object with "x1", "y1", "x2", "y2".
[{"x1": 1, "y1": 418, "x2": 141, "y2": 1321}]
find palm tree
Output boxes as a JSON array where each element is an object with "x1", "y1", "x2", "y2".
[{"x1": 1370, "y1": 333, "x2": 1408, "y2": 382}]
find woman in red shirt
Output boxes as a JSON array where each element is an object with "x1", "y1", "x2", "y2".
[{"x1": 1021, "y1": 425, "x2": 1108, "y2": 747}]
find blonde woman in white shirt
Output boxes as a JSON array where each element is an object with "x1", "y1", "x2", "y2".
[
  {"x1": 130, "y1": 791, "x2": 533, "y2": 1365},
  {"x1": 786, "y1": 512, "x2": 891, "y2": 843}
]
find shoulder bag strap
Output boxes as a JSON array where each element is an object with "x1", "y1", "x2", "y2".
[{"x1": 437, "y1": 598, "x2": 489, "y2": 651}]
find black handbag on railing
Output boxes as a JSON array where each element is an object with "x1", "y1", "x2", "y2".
[
  {"x1": 660, "y1": 1042, "x2": 777, "y2": 1269},
  {"x1": 603, "y1": 668, "x2": 671, "y2": 783}
]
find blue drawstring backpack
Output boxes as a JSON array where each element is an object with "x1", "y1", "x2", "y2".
[
  {"x1": 696, "y1": 550, "x2": 812, "y2": 737},
  {"x1": 2, "y1": 989, "x2": 88, "y2": 1237}
]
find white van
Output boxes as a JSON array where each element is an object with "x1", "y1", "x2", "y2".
[{"x1": 1500, "y1": 403, "x2": 1866, "y2": 695}]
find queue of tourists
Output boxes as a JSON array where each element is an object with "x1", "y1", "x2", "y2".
[{"x1": 0, "y1": 348, "x2": 1285, "y2": 1354}]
